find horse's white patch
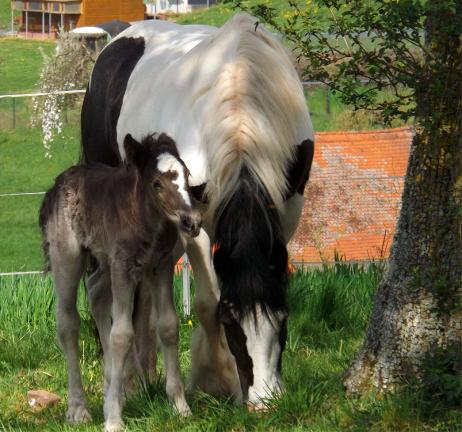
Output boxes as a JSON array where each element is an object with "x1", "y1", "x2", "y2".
[
  {"x1": 157, "y1": 153, "x2": 191, "y2": 207},
  {"x1": 241, "y1": 307, "x2": 284, "y2": 405}
]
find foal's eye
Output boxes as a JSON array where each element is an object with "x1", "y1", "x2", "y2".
[{"x1": 153, "y1": 180, "x2": 162, "y2": 190}]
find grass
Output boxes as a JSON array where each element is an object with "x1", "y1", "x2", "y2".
[
  {"x1": 0, "y1": 126, "x2": 81, "y2": 272},
  {"x1": 0, "y1": 0, "x2": 15, "y2": 31},
  {"x1": 0, "y1": 264, "x2": 459, "y2": 431},
  {"x1": 0, "y1": 38, "x2": 55, "y2": 94}
]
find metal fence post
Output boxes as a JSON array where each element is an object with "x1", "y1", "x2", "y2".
[
  {"x1": 12, "y1": 97, "x2": 16, "y2": 129},
  {"x1": 182, "y1": 253, "x2": 191, "y2": 316}
]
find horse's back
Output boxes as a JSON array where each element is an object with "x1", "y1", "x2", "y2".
[{"x1": 116, "y1": 14, "x2": 312, "y2": 194}]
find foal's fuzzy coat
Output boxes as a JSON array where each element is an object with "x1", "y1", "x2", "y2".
[{"x1": 39, "y1": 133, "x2": 200, "y2": 431}]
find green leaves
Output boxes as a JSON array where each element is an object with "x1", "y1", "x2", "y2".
[{"x1": 235, "y1": 0, "x2": 449, "y2": 125}]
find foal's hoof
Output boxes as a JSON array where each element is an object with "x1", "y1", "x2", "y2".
[
  {"x1": 66, "y1": 404, "x2": 92, "y2": 423},
  {"x1": 104, "y1": 419, "x2": 125, "y2": 432}
]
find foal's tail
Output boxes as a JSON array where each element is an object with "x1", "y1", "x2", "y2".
[{"x1": 38, "y1": 175, "x2": 65, "y2": 273}]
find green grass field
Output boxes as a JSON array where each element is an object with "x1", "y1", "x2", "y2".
[
  {"x1": 0, "y1": 265, "x2": 459, "y2": 431},
  {"x1": 0, "y1": 126, "x2": 81, "y2": 272},
  {"x1": 0, "y1": 38, "x2": 55, "y2": 94}
]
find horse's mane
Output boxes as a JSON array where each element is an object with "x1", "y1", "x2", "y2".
[
  {"x1": 203, "y1": 14, "x2": 310, "y2": 317},
  {"x1": 203, "y1": 13, "x2": 310, "y2": 216}
]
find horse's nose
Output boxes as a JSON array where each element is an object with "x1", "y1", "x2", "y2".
[{"x1": 180, "y1": 210, "x2": 202, "y2": 238}]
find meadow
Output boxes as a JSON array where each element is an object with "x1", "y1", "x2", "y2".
[{"x1": 1, "y1": 264, "x2": 459, "y2": 431}]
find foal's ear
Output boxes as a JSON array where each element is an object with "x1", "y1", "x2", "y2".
[{"x1": 124, "y1": 134, "x2": 144, "y2": 167}]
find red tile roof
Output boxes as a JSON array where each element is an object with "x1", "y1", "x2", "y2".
[{"x1": 288, "y1": 127, "x2": 412, "y2": 263}]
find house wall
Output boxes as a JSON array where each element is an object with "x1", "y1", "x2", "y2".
[{"x1": 77, "y1": 0, "x2": 144, "y2": 26}]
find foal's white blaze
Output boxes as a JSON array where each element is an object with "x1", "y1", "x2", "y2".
[
  {"x1": 156, "y1": 152, "x2": 192, "y2": 206},
  {"x1": 241, "y1": 307, "x2": 284, "y2": 407}
]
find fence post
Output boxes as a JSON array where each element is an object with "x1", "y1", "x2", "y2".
[
  {"x1": 182, "y1": 253, "x2": 191, "y2": 316},
  {"x1": 12, "y1": 98, "x2": 16, "y2": 129}
]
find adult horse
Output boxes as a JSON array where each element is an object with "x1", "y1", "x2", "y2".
[{"x1": 81, "y1": 13, "x2": 314, "y2": 409}]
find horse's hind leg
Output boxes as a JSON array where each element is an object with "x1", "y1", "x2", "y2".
[
  {"x1": 50, "y1": 242, "x2": 91, "y2": 423},
  {"x1": 152, "y1": 256, "x2": 191, "y2": 416}
]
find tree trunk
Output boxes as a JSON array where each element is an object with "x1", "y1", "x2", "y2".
[{"x1": 343, "y1": 4, "x2": 462, "y2": 393}]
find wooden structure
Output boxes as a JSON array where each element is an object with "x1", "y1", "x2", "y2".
[
  {"x1": 145, "y1": 0, "x2": 216, "y2": 16},
  {"x1": 11, "y1": 0, "x2": 144, "y2": 36}
]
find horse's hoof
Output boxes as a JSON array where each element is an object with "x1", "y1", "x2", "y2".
[
  {"x1": 175, "y1": 401, "x2": 192, "y2": 417},
  {"x1": 66, "y1": 404, "x2": 92, "y2": 423},
  {"x1": 104, "y1": 419, "x2": 125, "y2": 432},
  {"x1": 247, "y1": 401, "x2": 269, "y2": 413}
]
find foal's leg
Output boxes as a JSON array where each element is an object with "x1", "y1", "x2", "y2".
[
  {"x1": 103, "y1": 262, "x2": 136, "y2": 432},
  {"x1": 122, "y1": 277, "x2": 157, "y2": 392},
  {"x1": 87, "y1": 264, "x2": 112, "y2": 356},
  {"x1": 152, "y1": 256, "x2": 191, "y2": 416},
  {"x1": 187, "y1": 229, "x2": 242, "y2": 400},
  {"x1": 50, "y1": 245, "x2": 92, "y2": 423},
  {"x1": 133, "y1": 273, "x2": 158, "y2": 383},
  {"x1": 88, "y1": 264, "x2": 151, "y2": 393}
]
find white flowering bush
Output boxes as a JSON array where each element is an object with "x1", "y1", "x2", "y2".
[{"x1": 34, "y1": 28, "x2": 97, "y2": 158}]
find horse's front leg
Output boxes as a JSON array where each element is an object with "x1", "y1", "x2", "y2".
[
  {"x1": 103, "y1": 260, "x2": 136, "y2": 432},
  {"x1": 152, "y1": 255, "x2": 191, "y2": 416},
  {"x1": 186, "y1": 229, "x2": 242, "y2": 401}
]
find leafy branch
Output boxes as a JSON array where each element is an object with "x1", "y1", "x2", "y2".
[{"x1": 234, "y1": 0, "x2": 441, "y2": 124}]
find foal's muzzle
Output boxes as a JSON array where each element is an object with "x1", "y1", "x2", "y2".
[{"x1": 179, "y1": 210, "x2": 202, "y2": 238}]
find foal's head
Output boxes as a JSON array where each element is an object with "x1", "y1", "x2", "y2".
[{"x1": 124, "y1": 133, "x2": 201, "y2": 238}]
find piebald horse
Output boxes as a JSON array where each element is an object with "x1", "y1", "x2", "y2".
[{"x1": 81, "y1": 13, "x2": 314, "y2": 410}]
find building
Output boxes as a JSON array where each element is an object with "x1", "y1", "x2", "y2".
[
  {"x1": 145, "y1": 0, "x2": 217, "y2": 16},
  {"x1": 11, "y1": 0, "x2": 144, "y2": 36},
  {"x1": 288, "y1": 127, "x2": 412, "y2": 265}
]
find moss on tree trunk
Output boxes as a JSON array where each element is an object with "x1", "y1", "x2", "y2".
[{"x1": 343, "y1": 4, "x2": 462, "y2": 393}]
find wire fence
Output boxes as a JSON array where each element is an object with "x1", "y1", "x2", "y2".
[
  {"x1": 0, "y1": 84, "x2": 336, "y2": 130},
  {"x1": 0, "y1": 89, "x2": 85, "y2": 130},
  {"x1": 0, "y1": 84, "x2": 398, "y2": 280}
]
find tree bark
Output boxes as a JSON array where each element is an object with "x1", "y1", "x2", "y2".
[{"x1": 343, "y1": 4, "x2": 462, "y2": 393}]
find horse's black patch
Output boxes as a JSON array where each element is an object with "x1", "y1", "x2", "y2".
[
  {"x1": 285, "y1": 138, "x2": 314, "y2": 198},
  {"x1": 81, "y1": 36, "x2": 146, "y2": 166},
  {"x1": 277, "y1": 318, "x2": 287, "y2": 373},
  {"x1": 217, "y1": 299, "x2": 253, "y2": 399}
]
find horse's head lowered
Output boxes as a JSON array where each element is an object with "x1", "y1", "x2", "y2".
[
  {"x1": 124, "y1": 133, "x2": 202, "y2": 238},
  {"x1": 213, "y1": 172, "x2": 289, "y2": 409}
]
